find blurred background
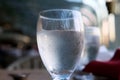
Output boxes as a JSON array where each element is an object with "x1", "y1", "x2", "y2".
[{"x1": 0, "y1": 0, "x2": 120, "y2": 70}]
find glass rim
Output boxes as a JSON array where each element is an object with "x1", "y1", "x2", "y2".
[{"x1": 39, "y1": 9, "x2": 82, "y2": 20}]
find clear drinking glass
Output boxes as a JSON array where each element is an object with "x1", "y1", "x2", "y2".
[
  {"x1": 73, "y1": 27, "x2": 101, "y2": 80},
  {"x1": 36, "y1": 9, "x2": 84, "y2": 80}
]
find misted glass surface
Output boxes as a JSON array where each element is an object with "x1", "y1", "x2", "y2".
[{"x1": 37, "y1": 9, "x2": 84, "y2": 80}]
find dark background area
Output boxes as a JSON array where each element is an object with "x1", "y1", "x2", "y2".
[{"x1": 0, "y1": 0, "x2": 82, "y2": 37}]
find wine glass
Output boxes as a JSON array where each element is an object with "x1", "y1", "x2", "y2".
[
  {"x1": 36, "y1": 9, "x2": 84, "y2": 80},
  {"x1": 73, "y1": 27, "x2": 101, "y2": 80}
]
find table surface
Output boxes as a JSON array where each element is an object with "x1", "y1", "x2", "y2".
[
  {"x1": 0, "y1": 69, "x2": 111, "y2": 80},
  {"x1": 0, "y1": 69, "x2": 51, "y2": 80}
]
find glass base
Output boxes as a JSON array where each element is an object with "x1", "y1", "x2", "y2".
[
  {"x1": 72, "y1": 72, "x2": 95, "y2": 80},
  {"x1": 53, "y1": 77, "x2": 70, "y2": 80}
]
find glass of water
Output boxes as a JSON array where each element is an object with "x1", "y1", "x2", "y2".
[
  {"x1": 73, "y1": 27, "x2": 101, "y2": 80},
  {"x1": 36, "y1": 9, "x2": 84, "y2": 80}
]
